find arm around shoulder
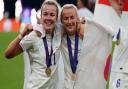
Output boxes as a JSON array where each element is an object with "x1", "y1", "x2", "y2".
[{"x1": 4, "y1": 24, "x2": 33, "y2": 59}]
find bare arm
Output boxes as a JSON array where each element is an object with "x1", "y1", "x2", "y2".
[
  {"x1": 4, "y1": 36, "x2": 23, "y2": 59},
  {"x1": 78, "y1": 17, "x2": 86, "y2": 39},
  {"x1": 4, "y1": 24, "x2": 33, "y2": 59}
]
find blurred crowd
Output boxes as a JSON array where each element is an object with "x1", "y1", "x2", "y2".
[
  {"x1": 0, "y1": 0, "x2": 95, "y2": 32},
  {"x1": 2, "y1": 0, "x2": 95, "y2": 20}
]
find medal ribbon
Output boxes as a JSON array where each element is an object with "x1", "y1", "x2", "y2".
[
  {"x1": 43, "y1": 36, "x2": 53, "y2": 67},
  {"x1": 67, "y1": 32, "x2": 79, "y2": 74}
]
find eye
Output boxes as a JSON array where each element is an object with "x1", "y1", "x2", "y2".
[
  {"x1": 63, "y1": 17, "x2": 68, "y2": 20},
  {"x1": 71, "y1": 16, "x2": 75, "y2": 19},
  {"x1": 42, "y1": 12, "x2": 48, "y2": 16},
  {"x1": 50, "y1": 13, "x2": 56, "y2": 17}
]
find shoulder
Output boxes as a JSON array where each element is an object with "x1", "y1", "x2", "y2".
[
  {"x1": 78, "y1": 8, "x2": 93, "y2": 18},
  {"x1": 33, "y1": 24, "x2": 45, "y2": 38},
  {"x1": 20, "y1": 31, "x2": 38, "y2": 50},
  {"x1": 86, "y1": 19, "x2": 114, "y2": 36},
  {"x1": 54, "y1": 23, "x2": 63, "y2": 36},
  {"x1": 55, "y1": 23, "x2": 62, "y2": 32},
  {"x1": 22, "y1": 31, "x2": 39, "y2": 42}
]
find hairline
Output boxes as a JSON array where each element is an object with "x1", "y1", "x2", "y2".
[
  {"x1": 41, "y1": 0, "x2": 59, "y2": 18},
  {"x1": 61, "y1": 4, "x2": 78, "y2": 22}
]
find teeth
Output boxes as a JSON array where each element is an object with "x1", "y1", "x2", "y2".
[
  {"x1": 46, "y1": 22, "x2": 51, "y2": 25},
  {"x1": 68, "y1": 26, "x2": 72, "y2": 28},
  {"x1": 45, "y1": 21, "x2": 52, "y2": 25}
]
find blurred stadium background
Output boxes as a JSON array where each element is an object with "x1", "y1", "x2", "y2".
[
  {"x1": 0, "y1": 0, "x2": 95, "y2": 89},
  {"x1": 0, "y1": 32, "x2": 24, "y2": 89}
]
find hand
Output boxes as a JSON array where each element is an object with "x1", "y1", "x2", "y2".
[
  {"x1": 36, "y1": 14, "x2": 42, "y2": 24},
  {"x1": 21, "y1": 24, "x2": 33, "y2": 37},
  {"x1": 80, "y1": 17, "x2": 86, "y2": 24},
  {"x1": 77, "y1": 17, "x2": 85, "y2": 39},
  {"x1": 79, "y1": 23, "x2": 84, "y2": 39}
]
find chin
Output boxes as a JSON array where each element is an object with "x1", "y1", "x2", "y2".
[
  {"x1": 45, "y1": 26, "x2": 53, "y2": 30},
  {"x1": 67, "y1": 30, "x2": 76, "y2": 35},
  {"x1": 66, "y1": 28, "x2": 74, "y2": 32},
  {"x1": 45, "y1": 27, "x2": 54, "y2": 33},
  {"x1": 69, "y1": 29, "x2": 76, "y2": 32}
]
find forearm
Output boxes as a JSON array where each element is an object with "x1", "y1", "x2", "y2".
[
  {"x1": 4, "y1": 34, "x2": 23, "y2": 59},
  {"x1": 5, "y1": 24, "x2": 33, "y2": 59},
  {"x1": 4, "y1": 24, "x2": 33, "y2": 59}
]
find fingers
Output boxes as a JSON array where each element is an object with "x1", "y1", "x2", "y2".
[
  {"x1": 27, "y1": 24, "x2": 33, "y2": 30},
  {"x1": 21, "y1": 24, "x2": 33, "y2": 37},
  {"x1": 36, "y1": 14, "x2": 42, "y2": 24},
  {"x1": 80, "y1": 17, "x2": 86, "y2": 24},
  {"x1": 77, "y1": 17, "x2": 86, "y2": 24},
  {"x1": 26, "y1": 24, "x2": 33, "y2": 34}
]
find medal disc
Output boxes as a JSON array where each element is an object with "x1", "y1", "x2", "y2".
[
  {"x1": 45, "y1": 67, "x2": 51, "y2": 77},
  {"x1": 71, "y1": 73, "x2": 76, "y2": 81}
]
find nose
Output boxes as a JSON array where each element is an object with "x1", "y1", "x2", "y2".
[
  {"x1": 68, "y1": 18, "x2": 72, "y2": 24},
  {"x1": 45, "y1": 15, "x2": 52, "y2": 20}
]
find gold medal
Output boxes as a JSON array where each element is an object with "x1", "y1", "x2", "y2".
[
  {"x1": 71, "y1": 73, "x2": 76, "y2": 81},
  {"x1": 45, "y1": 67, "x2": 51, "y2": 77}
]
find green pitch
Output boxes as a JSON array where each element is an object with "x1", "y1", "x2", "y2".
[{"x1": 0, "y1": 32, "x2": 24, "y2": 89}]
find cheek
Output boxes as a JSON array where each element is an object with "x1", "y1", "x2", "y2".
[
  {"x1": 53, "y1": 16, "x2": 57, "y2": 20},
  {"x1": 40, "y1": 17, "x2": 44, "y2": 23},
  {"x1": 53, "y1": 18, "x2": 57, "y2": 23},
  {"x1": 52, "y1": 17, "x2": 57, "y2": 23},
  {"x1": 62, "y1": 21, "x2": 67, "y2": 26},
  {"x1": 72, "y1": 21, "x2": 77, "y2": 26}
]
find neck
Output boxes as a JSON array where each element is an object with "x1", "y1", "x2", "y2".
[
  {"x1": 67, "y1": 32, "x2": 75, "y2": 36},
  {"x1": 45, "y1": 29, "x2": 54, "y2": 34},
  {"x1": 67, "y1": 30, "x2": 77, "y2": 36}
]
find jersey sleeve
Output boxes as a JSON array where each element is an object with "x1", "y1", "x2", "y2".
[{"x1": 20, "y1": 31, "x2": 37, "y2": 51}]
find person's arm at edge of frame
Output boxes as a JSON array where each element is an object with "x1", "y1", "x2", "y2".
[
  {"x1": 4, "y1": 24, "x2": 33, "y2": 59},
  {"x1": 78, "y1": 17, "x2": 86, "y2": 39}
]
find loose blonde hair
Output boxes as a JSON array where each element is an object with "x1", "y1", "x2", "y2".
[
  {"x1": 40, "y1": 0, "x2": 60, "y2": 18},
  {"x1": 36, "y1": 0, "x2": 61, "y2": 24},
  {"x1": 60, "y1": 4, "x2": 78, "y2": 23}
]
